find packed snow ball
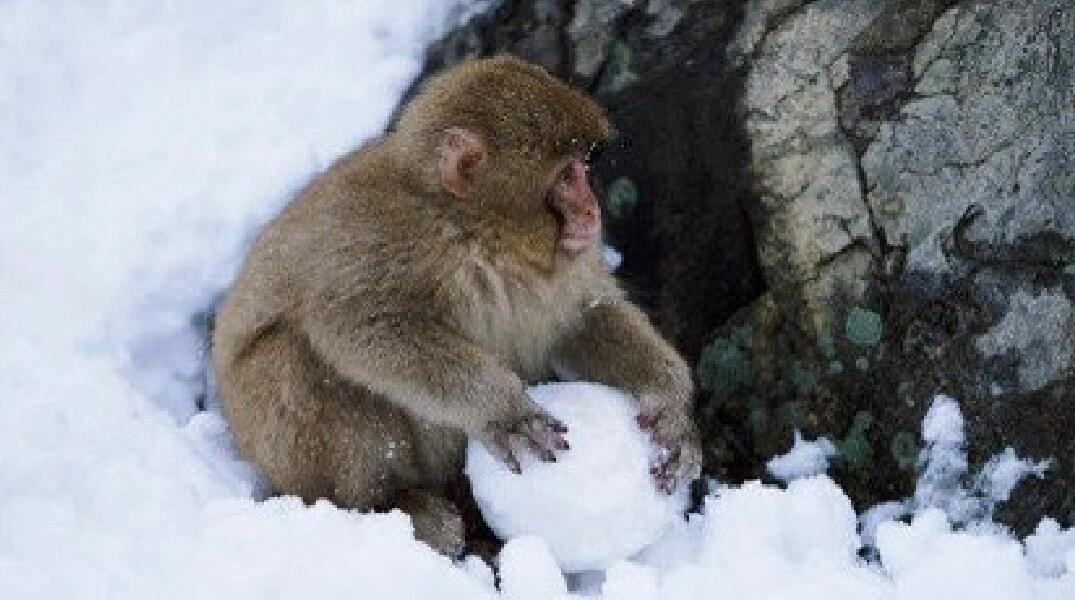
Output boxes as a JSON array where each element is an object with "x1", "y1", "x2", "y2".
[{"x1": 466, "y1": 382, "x2": 688, "y2": 572}]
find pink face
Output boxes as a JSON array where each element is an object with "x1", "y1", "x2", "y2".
[{"x1": 547, "y1": 157, "x2": 601, "y2": 255}]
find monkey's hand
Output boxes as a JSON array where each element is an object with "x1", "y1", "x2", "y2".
[
  {"x1": 636, "y1": 401, "x2": 701, "y2": 494},
  {"x1": 477, "y1": 411, "x2": 570, "y2": 474}
]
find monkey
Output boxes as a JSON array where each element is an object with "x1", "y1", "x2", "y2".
[{"x1": 212, "y1": 55, "x2": 701, "y2": 557}]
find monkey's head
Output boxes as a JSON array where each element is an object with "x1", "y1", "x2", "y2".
[{"x1": 395, "y1": 55, "x2": 614, "y2": 258}]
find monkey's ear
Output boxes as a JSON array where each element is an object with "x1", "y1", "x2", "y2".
[{"x1": 439, "y1": 127, "x2": 487, "y2": 198}]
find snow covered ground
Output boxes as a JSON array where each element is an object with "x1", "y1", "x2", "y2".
[{"x1": 1, "y1": 2, "x2": 1073, "y2": 598}]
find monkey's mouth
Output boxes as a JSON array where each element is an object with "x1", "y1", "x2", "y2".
[{"x1": 557, "y1": 214, "x2": 601, "y2": 254}]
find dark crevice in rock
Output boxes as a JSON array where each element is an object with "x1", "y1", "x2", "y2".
[{"x1": 953, "y1": 206, "x2": 1075, "y2": 275}]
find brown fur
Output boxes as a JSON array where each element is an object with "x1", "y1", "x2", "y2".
[{"x1": 212, "y1": 55, "x2": 698, "y2": 555}]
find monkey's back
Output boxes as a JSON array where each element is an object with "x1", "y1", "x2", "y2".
[{"x1": 211, "y1": 142, "x2": 473, "y2": 504}]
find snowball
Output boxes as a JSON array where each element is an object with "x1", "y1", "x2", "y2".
[
  {"x1": 766, "y1": 430, "x2": 837, "y2": 482},
  {"x1": 466, "y1": 383, "x2": 687, "y2": 572}
]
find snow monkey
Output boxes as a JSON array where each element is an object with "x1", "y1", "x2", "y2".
[{"x1": 212, "y1": 56, "x2": 700, "y2": 556}]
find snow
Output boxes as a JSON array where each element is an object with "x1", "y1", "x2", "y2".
[
  {"x1": 0, "y1": 1, "x2": 493, "y2": 598},
  {"x1": 601, "y1": 245, "x2": 624, "y2": 271},
  {"x1": 977, "y1": 448, "x2": 1051, "y2": 505},
  {"x1": 3, "y1": 2, "x2": 1075, "y2": 599},
  {"x1": 466, "y1": 383, "x2": 689, "y2": 572},
  {"x1": 497, "y1": 537, "x2": 570, "y2": 600},
  {"x1": 913, "y1": 396, "x2": 1052, "y2": 526},
  {"x1": 766, "y1": 430, "x2": 838, "y2": 482}
]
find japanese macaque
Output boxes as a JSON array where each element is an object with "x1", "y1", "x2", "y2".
[{"x1": 212, "y1": 55, "x2": 700, "y2": 556}]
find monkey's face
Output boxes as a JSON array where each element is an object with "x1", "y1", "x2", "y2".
[
  {"x1": 403, "y1": 56, "x2": 614, "y2": 257},
  {"x1": 546, "y1": 155, "x2": 600, "y2": 255},
  {"x1": 437, "y1": 127, "x2": 602, "y2": 258}
]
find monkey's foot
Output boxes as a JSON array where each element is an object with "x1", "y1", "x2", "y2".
[{"x1": 397, "y1": 489, "x2": 466, "y2": 558}]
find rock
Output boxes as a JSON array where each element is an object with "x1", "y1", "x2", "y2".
[
  {"x1": 710, "y1": 0, "x2": 1075, "y2": 532},
  {"x1": 404, "y1": 0, "x2": 1075, "y2": 534}
]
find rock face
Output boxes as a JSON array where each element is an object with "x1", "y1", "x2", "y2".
[{"x1": 406, "y1": 0, "x2": 1075, "y2": 533}]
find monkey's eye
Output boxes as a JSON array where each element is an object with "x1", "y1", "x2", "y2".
[{"x1": 558, "y1": 163, "x2": 574, "y2": 184}]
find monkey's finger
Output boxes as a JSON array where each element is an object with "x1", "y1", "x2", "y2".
[
  {"x1": 534, "y1": 421, "x2": 570, "y2": 452},
  {"x1": 489, "y1": 445, "x2": 522, "y2": 474},
  {"x1": 546, "y1": 429, "x2": 571, "y2": 453},
  {"x1": 526, "y1": 438, "x2": 557, "y2": 463},
  {"x1": 520, "y1": 415, "x2": 570, "y2": 454},
  {"x1": 481, "y1": 432, "x2": 522, "y2": 474},
  {"x1": 652, "y1": 463, "x2": 675, "y2": 494},
  {"x1": 652, "y1": 444, "x2": 682, "y2": 494},
  {"x1": 503, "y1": 448, "x2": 522, "y2": 474},
  {"x1": 536, "y1": 413, "x2": 568, "y2": 434}
]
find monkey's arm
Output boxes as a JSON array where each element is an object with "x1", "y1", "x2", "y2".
[
  {"x1": 301, "y1": 306, "x2": 568, "y2": 470},
  {"x1": 552, "y1": 298, "x2": 700, "y2": 490},
  {"x1": 554, "y1": 300, "x2": 691, "y2": 403}
]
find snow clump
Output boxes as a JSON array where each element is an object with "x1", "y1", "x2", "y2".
[
  {"x1": 466, "y1": 382, "x2": 688, "y2": 572},
  {"x1": 766, "y1": 430, "x2": 838, "y2": 483}
]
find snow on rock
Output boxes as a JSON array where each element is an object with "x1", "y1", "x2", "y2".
[
  {"x1": 915, "y1": 395, "x2": 978, "y2": 522},
  {"x1": 914, "y1": 395, "x2": 1053, "y2": 525},
  {"x1": 976, "y1": 447, "x2": 1051, "y2": 505},
  {"x1": 859, "y1": 500, "x2": 910, "y2": 549},
  {"x1": 466, "y1": 383, "x2": 688, "y2": 572},
  {"x1": 766, "y1": 430, "x2": 838, "y2": 483}
]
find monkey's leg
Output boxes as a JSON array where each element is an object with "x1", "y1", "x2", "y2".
[
  {"x1": 218, "y1": 325, "x2": 336, "y2": 502},
  {"x1": 394, "y1": 488, "x2": 465, "y2": 558},
  {"x1": 321, "y1": 385, "x2": 475, "y2": 558},
  {"x1": 221, "y1": 325, "x2": 415, "y2": 508},
  {"x1": 222, "y1": 326, "x2": 471, "y2": 553}
]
